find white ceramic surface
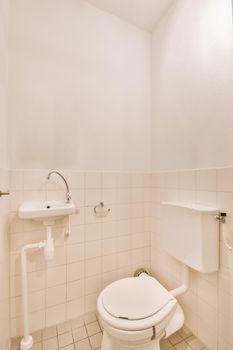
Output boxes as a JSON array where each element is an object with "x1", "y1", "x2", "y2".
[
  {"x1": 18, "y1": 201, "x2": 76, "y2": 222},
  {"x1": 161, "y1": 201, "x2": 219, "y2": 273}
]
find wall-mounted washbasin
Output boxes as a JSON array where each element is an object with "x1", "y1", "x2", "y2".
[{"x1": 19, "y1": 200, "x2": 76, "y2": 223}]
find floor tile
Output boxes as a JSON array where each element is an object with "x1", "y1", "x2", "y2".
[
  {"x1": 72, "y1": 317, "x2": 85, "y2": 329},
  {"x1": 84, "y1": 312, "x2": 97, "y2": 325},
  {"x1": 31, "y1": 330, "x2": 42, "y2": 343},
  {"x1": 57, "y1": 321, "x2": 72, "y2": 335},
  {"x1": 60, "y1": 345, "x2": 75, "y2": 350},
  {"x1": 31, "y1": 343, "x2": 42, "y2": 350},
  {"x1": 10, "y1": 313, "x2": 206, "y2": 350},
  {"x1": 10, "y1": 338, "x2": 20, "y2": 350},
  {"x1": 86, "y1": 321, "x2": 101, "y2": 336},
  {"x1": 75, "y1": 338, "x2": 91, "y2": 350},
  {"x1": 169, "y1": 332, "x2": 183, "y2": 345},
  {"x1": 58, "y1": 332, "x2": 73, "y2": 348},
  {"x1": 73, "y1": 326, "x2": 88, "y2": 342},
  {"x1": 178, "y1": 326, "x2": 193, "y2": 339},
  {"x1": 186, "y1": 336, "x2": 206, "y2": 350},
  {"x1": 42, "y1": 326, "x2": 57, "y2": 340},
  {"x1": 89, "y1": 332, "x2": 102, "y2": 350},
  {"x1": 43, "y1": 336, "x2": 58, "y2": 350},
  {"x1": 161, "y1": 338, "x2": 172, "y2": 349},
  {"x1": 175, "y1": 341, "x2": 193, "y2": 350}
]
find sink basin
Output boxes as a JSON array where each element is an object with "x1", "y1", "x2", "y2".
[{"x1": 19, "y1": 201, "x2": 76, "y2": 223}]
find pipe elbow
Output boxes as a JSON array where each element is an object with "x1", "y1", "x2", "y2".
[
  {"x1": 170, "y1": 283, "x2": 189, "y2": 297},
  {"x1": 169, "y1": 264, "x2": 190, "y2": 298}
]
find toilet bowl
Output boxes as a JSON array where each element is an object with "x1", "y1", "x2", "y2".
[{"x1": 97, "y1": 274, "x2": 184, "y2": 350}]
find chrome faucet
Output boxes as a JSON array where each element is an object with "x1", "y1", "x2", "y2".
[{"x1": 46, "y1": 170, "x2": 72, "y2": 203}]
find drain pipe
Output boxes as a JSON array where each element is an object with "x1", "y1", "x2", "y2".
[
  {"x1": 20, "y1": 242, "x2": 45, "y2": 350},
  {"x1": 169, "y1": 264, "x2": 190, "y2": 297}
]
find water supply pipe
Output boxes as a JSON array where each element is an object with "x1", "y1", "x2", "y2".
[
  {"x1": 169, "y1": 264, "x2": 190, "y2": 297},
  {"x1": 44, "y1": 225, "x2": 54, "y2": 260}
]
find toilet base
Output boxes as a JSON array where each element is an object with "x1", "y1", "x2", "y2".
[
  {"x1": 99, "y1": 303, "x2": 184, "y2": 350},
  {"x1": 101, "y1": 331, "x2": 161, "y2": 350}
]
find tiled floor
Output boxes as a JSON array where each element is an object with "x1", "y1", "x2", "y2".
[
  {"x1": 160, "y1": 327, "x2": 207, "y2": 350},
  {"x1": 11, "y1": 312, "x2": 207, "y2": 350}
]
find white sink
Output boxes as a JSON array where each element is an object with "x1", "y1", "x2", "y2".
[{"x1": 19, "y1": 201, "x2": 76, "y2": 223}]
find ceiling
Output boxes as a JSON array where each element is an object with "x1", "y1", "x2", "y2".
[{"x1": 85, "y1": 0, "x2": 174, "y2": 32}]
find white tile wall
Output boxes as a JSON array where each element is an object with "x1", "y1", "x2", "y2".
[
  {"x1": 0, "y1": 168, "x2": 10, "y2": 349},
  {"x1": 9, "y1": 170, "x2": 151, "y2": 337},
  {"x1": 10, "y1": 166, "x2": 233, "y2": 349},
  {"x1": 151, "y1": 167, "x2": 233, "y2": 350}
]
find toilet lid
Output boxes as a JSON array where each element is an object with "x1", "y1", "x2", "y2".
[{"x1": 102, "y1": 277, "x2": 174, "y2": 320}]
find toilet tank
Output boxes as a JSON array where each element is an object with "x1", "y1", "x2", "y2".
[{"x1": 161, "y1": 201, "x2": 219, "y2": 273}]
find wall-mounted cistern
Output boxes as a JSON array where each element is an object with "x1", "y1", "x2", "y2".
[{"x1": 46, "y1": 170, "x2": 71, "y2": 203}]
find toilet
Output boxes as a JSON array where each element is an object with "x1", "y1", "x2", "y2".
[
  {"x1": 97, "y1": 202, "x2": 220, "y2": 350},
  {"x1": 97, "y1": 273, "x2": 184, "y2": 350}
]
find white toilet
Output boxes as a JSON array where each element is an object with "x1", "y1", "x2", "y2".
[
  {"x1": 98, "y1": 273, "x2": 184, "y2": 350},
  {"x1": 98, "y1": 202, "x2": 220, "y2": 350}
]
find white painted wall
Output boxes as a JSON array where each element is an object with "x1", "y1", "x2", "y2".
[
  {"x1": 151, "y1": 0, "x2": 233, "y2": 171},
  {"x1": 86, "y1": 0, "x2": 174, "y2": 31},
  {"x1": 8, "y1": 0, "x2": 151, "y2": 172},
  {"x1": 0, "y1": 0, "x2": 8, "y2": 168}
]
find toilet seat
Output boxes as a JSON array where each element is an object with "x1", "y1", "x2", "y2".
[
  {"x1": 102, "y1": 276, "x2": 175, "y2": 320},
  {"x1": 98, "y1": 276, "x2": 177, "y2": 332}
]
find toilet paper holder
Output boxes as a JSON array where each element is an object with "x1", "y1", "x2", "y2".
[
  {"x1": 94, "y1": 202, "x2": 111, "y2": 217},
  {"x1": 0, "y1": 190, "x2": 10, "y2": 197}
]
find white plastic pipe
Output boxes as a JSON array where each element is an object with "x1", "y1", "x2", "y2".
[
  {"x1": 44, "y1": 226, "x2": 54, "y2": 260},
  {"x1": 169, "y1": 264, "x2": 190, "y2": 297},
  {"x1": 20, "y1": 242, "x2": 45, "y2": 350}
]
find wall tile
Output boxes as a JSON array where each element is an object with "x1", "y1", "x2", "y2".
[
  {"x1": 179, "y1": 171, "x2": 196, "y2": 190},
  {"x1": 46, "y1": 285, "x2": 66, "y2": 307},
  {"x1": 67, "y1": 225, "x2": 85, "y2": 245},
  {"x1": 102, "y1": 255, "x2": 117, "y2": 273},
  {"x1": 67, "y1": 280, "x2": 84, "y2": 301},
  {"x1": 196, "y1": 169, "x2": 217, "y2": 192},
  {"x1": 85, "y1": 258, "x2": 101, "y2": 277},
  {"x1": 85, "y1": 223, "x2": 102, "y2": 242},
  {"x1": 9, "y1": 170, "x2": 24, "y2": 191},
  {"x1": 67, "y1": 172, "x2": 85, "y2": 189},
  {"x1": 118, "y1": 173, "x2": 131, "y2": 188},
  {"x1": 67, "y1": 298, "x2": 84, "y2": 320},
  {"x1": 85, "y1": 275, "x2": 101, "y2": 295},
  {"x1": 85, "y1": 173, "x2": 102, "y2": 189},
  {"x1": 29, "y1": 310, "x2": 45, "y2": 334},
  {"x1": 23, "y1": 170, "x2": 47, "y2": 191},
  {"x1": 67, "y1": 262, "x2": 84, "y2": 282},
  {"x1": 217, "y1": 167, "x2": 233, "y2": 193},
  {"x1": 45, "y1": 304, "x2": 66, "y2": 328},
  {"x1": 85, "y1": 241, "x2": 101, "y2": 259},
  {"x1": 102, "y1": 173, "x2": 118, "y2": 189},
  {"x1": 67, "y1": 244, "x2": 84, "y2": 263},
  {"x1": 46, "y1": 266, "x2": 66, "y2": 288}
]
